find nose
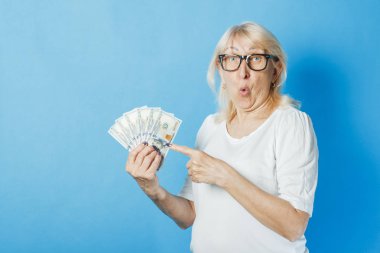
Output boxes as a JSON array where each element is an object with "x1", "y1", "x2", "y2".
[{"x1": 239, "y1": 59, "x2": 250, "y2": 79}]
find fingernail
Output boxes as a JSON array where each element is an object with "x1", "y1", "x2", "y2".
[{"x1": 155, "y1": 148, "x2": 162, "y2": 156}]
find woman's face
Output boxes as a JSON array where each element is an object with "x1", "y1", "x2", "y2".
[{"x1": 218, "y1": 36, "x2": 277, "y2": 112}]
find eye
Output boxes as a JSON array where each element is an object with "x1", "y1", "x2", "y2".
[
  {"x1": 227, "y1": 56, "x2": 238, "y2": 62},
  {"x1": 252, "y1": 55, "x2": 262, "y2": 62}
]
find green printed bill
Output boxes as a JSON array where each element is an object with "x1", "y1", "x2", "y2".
[{"x1": 108, "y1": 106, "x2": 181, "y2": 157}]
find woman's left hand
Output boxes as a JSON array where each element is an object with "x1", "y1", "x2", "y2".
[{"x1": 170, "y1": 144, "x2": 233, "y2": 187}]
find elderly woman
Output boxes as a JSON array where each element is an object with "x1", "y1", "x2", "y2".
[{"x1": 126, "y1": 22, "x2": 318, "y2": 253}]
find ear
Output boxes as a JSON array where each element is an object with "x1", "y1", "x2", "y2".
[
  {"x1": 272, "y1": 64, "x2": 280, "y2": 84},
  {"x1": 272, "y1": 68, "x2": 277, "y2": 81}
]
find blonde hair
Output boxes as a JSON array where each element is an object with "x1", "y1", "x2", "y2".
[{"x1": 207, "y1": 21, "x2": 299, "y2": 122}]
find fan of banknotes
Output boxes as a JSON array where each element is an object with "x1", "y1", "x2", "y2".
[{"x1": 108, "y1": 106, "x2": 181, "y2": 157}]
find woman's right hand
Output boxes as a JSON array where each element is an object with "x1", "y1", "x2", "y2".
[{"x1": 125, "y1": 143, "x2": 163, "y2": 198}]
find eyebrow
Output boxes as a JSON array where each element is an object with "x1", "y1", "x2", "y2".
[
  {"x1": 226, "y1": 46, "x2": 239, "y2": 51},
  {"x1": 225, "y1": 46, "x2": 257, "y2": 52}
]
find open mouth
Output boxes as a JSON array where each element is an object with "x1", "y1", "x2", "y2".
[{"x1": 239, "y1": 87, "x2": 250, "y2": 96}]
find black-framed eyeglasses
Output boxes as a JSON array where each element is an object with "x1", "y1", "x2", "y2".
[{"x1": 218, "y1": 54, "x2": 279, "y2": 72}]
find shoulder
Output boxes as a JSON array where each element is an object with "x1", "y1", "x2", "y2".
[
  {"x1": 195, "y1": 113, "x2": 223, "y2": 149},
  {"x1": 200, "y1": 113, "x2": 222, "y2": 128},
  {"x1": 274, "y1": 105, "x2": 318, "y2": 147},
  {"x1": 276, "y1": 105, "x2": 308, "y2": 118},
  {"x1": 275, "y1": 105, "x2": 313, "y2": 128},
  {"x1": 197, "y1": 113, "x2": 221, "y2": 135}
]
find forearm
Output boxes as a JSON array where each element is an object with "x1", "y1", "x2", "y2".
[
  {"x1": 148, "y1": 186, "x2": 195, "y2": 229},
  {"x1": 222, "y1": 167, "x2": 308, "y2": 241}
]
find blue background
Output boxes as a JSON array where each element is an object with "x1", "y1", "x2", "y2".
[{"x1": 1, "y1": 1, "x2": 379, "y2": 252}]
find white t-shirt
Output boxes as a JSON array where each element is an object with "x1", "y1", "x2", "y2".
[{"x1": 179, "y1": 105, "x2": 318, "y2": 253}]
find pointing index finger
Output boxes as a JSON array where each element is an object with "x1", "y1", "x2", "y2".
[{"x1": 169, "y1": 143, "x2": 195, "y2": 157}]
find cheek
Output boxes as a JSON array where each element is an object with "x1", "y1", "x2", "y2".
[
  {"x1": 222, "y1": 71, "x2": 246, "y2": 88},
  {"x1": 218, "y1": 67, "x2": 227, "y2": 83},
  {"x1": 254, "y1": 69, "x2": 275, "y2": 87},
  {"x1": 219, "y1": 71, "x2": 232, "y2": 85},
  {"x1": 256, "y1": 75, "x2": 271, "y2": 88}
]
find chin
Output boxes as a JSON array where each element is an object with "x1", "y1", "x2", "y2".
[{"x1": 234, "y1": 101, "x2": 255, "y2": 111}]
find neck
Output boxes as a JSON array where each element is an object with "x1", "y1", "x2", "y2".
[{"x1": 234, "y1": 96, "x2": 275, "y2": 124}]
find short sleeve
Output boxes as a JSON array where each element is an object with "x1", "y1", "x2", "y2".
[
  {"x1": 275, "y1": 110, "x2": 318, "y2": 217},
  {"x1": 178, "y1": 176, "x2": 193, "y2": 201},
  {"x1": 177, "y1": 114, "x2": 216, "y2": 201}
]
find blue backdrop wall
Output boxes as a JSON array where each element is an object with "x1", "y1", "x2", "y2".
[{"x1": 0, "y1": 1, "x2": 379, "y2": 252}]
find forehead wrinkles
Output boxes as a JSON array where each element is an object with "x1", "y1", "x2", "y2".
[{"x1": 222, "y1": 33, "x2": 264, "y2": 53}]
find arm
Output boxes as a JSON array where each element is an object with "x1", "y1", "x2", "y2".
[
  {"x1": 126, "y1": 143, "x2": 195, "y2": 229},
  {"x1": 222, "y1": 165, "x2": 309, "y2": 241},
  {"x1": 149, "y1": 186, "x2": 195, "y2": 229},
  {"x1": 170, "y1": 144, "x2": 309, "y2": 241}
]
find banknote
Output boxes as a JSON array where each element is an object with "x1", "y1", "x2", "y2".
[
  {"x1": 108, "y1": 125, "x2": 131, "y2": 150},
  {"x1": 149, "y1": 111, "x2": 181, "y2": 157},
  {"x1": 108, "y1": 106, "x2": 181, "y2": 157},
  {"x1": 124, "y1": 109, "x2": 140, "y2": 145},
  {"x1": 115, "y1": 116, "x2": 135, "y2": 147}
]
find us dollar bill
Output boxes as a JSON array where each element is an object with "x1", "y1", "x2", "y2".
[
  {"x1": 137, "y1": 106, "x2": 151, "y2": 143},
  {"x1": 149, "y1": 111, "x2": 181, "y2": 157},
  {"x1": 115, "y1": 116, "x2": 136, "y2": 148},
  {"x1": 123, "y1": 109, "x2": 140, "y2": 146},
  {"x1": 108, "y1": 125, "x2": 132, "y2": 150},
  {"x1": 108, "y1": 106, "x2": 181, "y2": 158}
]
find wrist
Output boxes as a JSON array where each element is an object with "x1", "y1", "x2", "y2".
[
  {"x1": 218, "y1": 163, "x2": 237, "y2": 189},
  {"x1": 147, "y1": 185, "x2": 167, "y2": 201}
]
